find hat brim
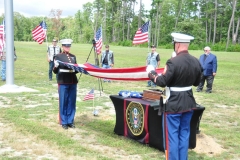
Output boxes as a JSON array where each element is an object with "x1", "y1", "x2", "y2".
[{"x1": 62, "y1": 44, "x2": 71, "y2": 47}]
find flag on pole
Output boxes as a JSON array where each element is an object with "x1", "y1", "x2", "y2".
[
  {"x1": 32, "y1": 21, "x2": 47, "y2": 44},
  {"x1": 0, "y1": 20, "x2": 5, "y2": 53},
  {"x1": 0, "y1": 34, "x2": 4, "y2": 55},
  {"x1": 0, "y1": 20, "x2": 4, "y2": 35},
  {"x1": 95, "y1": 27, "x2": 102, "y2": 54},
  {"x1": 83, "y1": 89, "x2": 94, "y2": 101},
  {"x1": 132, "y1": 21, "x2": 150, "y2": 45}
]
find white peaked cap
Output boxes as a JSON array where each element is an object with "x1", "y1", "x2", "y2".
[
  {"x1": 59, "y1": 39, "x2": 73, "y2": 45},
  {"x1": 171, "y1": 32, "x2": 194, "y2": 43}
]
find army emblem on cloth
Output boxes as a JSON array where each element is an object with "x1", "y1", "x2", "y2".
[{"x1": 126, "y1": 102, "x2": 144, "y2": 136}]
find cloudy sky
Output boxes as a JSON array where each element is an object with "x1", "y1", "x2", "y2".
[{"x1": 0, "y1": 0, "x2": 152, "y2": 17}]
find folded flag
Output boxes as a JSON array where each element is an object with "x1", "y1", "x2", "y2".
[{"x1": 118, "y1": 90, "x2": 142, "y2": 98}]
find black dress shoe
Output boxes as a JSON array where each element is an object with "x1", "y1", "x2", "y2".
[
  {"x1": 62, "y1": 125, "x2": 68, "y2": 129},
  {"x1": 68, "y1": 124, "x2": 75, "y2": 128},
  {"x1": 206, "y1": 90, "x2": 212, "y2": 93},
  {"x1": 196, "y1": 89, "x2": 202, "y2": 92}
]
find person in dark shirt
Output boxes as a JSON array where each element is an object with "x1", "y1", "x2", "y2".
[
  {"x1": 146, "y1": 45, "x2": 160, "y2": 87},
  {"x1": 148, "y1": 33, "x2": 202, "y2": 160},
  {"x1": 100, "y1": 44, "x2": 114, "y2": 82},
  {"x1": 53, "y1": 39, "x2": 78, "y2": 130}
]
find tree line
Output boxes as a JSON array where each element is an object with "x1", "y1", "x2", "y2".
[{"x1": 0, "y1": 0, "x2": 240, "y2": 52}]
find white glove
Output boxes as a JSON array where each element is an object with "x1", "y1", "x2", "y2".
[
  {"x1": 171, "y1": 51, "x2": 176, "y2": 58},
  {"x1": 146, "y1": 65, "x2": 155, "y2": 73},
  {"x1": 54, "y1": 60, "x2": 59, "y2": 68}
]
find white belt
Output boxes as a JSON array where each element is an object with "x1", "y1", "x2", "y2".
[
  {"x1": 59, "y1": 69, "x2": 75, "y2": 73},
  {"x1": 170, "y1": 86, "x2": 192, "y2": 92}
]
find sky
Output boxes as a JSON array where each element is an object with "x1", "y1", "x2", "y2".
[{"x1": 0, "y1": 0, "x2": 152, "y2": 18}]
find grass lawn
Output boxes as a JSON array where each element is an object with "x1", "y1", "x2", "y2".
[{"x1": 0, "y1": 41, "x2": 239, "y2": 160}]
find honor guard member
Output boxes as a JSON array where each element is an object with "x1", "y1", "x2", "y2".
[
  {"x1": 148, "y1": 33, "x2": 202, "y2": 160},
  {"x1": 47, "y1": 39, "x2": 62, "y2": 81},
  {"x1": 53, "y1": 39, "x2": 78, "y2": 130}
]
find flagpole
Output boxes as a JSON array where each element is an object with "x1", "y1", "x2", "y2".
[
  {"x1": 93, "y1": 92, "x2": 95, "y2": 114},
  {"x1": 148, "y1": 20, "x2": 151, "y2": 52},
  {"x1": 43, "y1": 18, "x2": 48, "y2": 49}
]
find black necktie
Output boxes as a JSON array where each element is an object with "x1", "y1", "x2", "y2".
[
  {"x1": 204, "y1": 54, "x2": 207, "y2": 61},
  {"x1": 53, "y1": 47, "x2": 56, "y2": 55}
]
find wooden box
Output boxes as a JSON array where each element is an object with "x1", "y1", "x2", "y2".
[{"x1": 142, "y1": 89, "x2": 162, "y2": 101}]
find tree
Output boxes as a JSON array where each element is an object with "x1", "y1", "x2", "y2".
[
  {"x1": 226, "y1": 0, "x2": 237, "y2": 50},
  {"x1": 49, "y1": 9, "x2": 63, "y2": 41}
]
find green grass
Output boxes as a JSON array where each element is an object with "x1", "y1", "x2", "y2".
[{"x1": 0, "y1": 41, "x2": 240, "y2": 159}]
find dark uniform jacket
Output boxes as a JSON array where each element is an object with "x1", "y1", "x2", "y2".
[
  {"x1": 155, "y1": 51, "x2": 202, "y2": 113},
  {"x1": 53, "y1": 52, "x2": 78, "y2": 84}
]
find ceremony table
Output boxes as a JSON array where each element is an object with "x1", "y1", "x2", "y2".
[{"x1": 110, "y1": 95, "x2": 205, "y2": 151}]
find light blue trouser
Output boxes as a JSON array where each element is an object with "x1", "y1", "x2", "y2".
[
  {"x1": 1, "y1": 60, "x2": 6, "y2": 80},
  {"x1": 102, "y1": 64, "x2": 111, "y2": 82},
  {"x1": 58, "y1": 84, "x2": 77, "y2": 125},
  {"x1": 147, "y1": 80, "x2": 156, "y2": 87},
  {"x1": 163, "y1": 110, "x2": 193, "y2": 160}
]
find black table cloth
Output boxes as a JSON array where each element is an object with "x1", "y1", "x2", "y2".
[{"x1": 110, "y1": 95, "x2": 205, "y2": 151}]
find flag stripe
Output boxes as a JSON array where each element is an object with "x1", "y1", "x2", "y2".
[{"x1": 0, "y1": 20, "x2": 4, "y2": 53}]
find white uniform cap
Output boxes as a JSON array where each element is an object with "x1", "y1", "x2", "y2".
[
  {"x1": 171, "y1": 32, "x2": 194, "y2": 43},
  {"x1": 59, "y1": 39, "x2": 73, "y2": 47},
  {"x1": 204, "y1": 46, "x2": 211, "y2": 51}
]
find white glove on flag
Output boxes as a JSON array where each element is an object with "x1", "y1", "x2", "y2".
[{"x1": 54, "y1": 60, "x2": 59, "y2": 68}]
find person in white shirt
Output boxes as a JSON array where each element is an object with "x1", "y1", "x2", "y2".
[{"x1": 47, "y1": 39, "x2": 61, "y2": 81}]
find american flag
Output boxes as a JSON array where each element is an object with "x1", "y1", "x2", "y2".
[
  {"x1": 58, "y1": 60, "x2": 90, "y2": 75},
  {"x1": 57, "y1": 61, "x2": 164, "y2": 81},
  {"x1": 0, "y1": 34, "x2": 4, "y2": 56},
  {"x1": 95, "y1": 27, "x2": 102, "y2": 54},
  {"x1": 32, "y1": 21, "x2": 47, "y2": 44},
  {"x1": 132, "y1": 21, "x2": 150, "y2": 45},
  {"x1": 0, "y1": 20, "x2": 5, "y2": 53},
  {"x1": 0, "y1": 20, "x2": 4, "y2": 35},
  {"x1": 83, "y1": 89, "x2": 94, "y2": 101}
]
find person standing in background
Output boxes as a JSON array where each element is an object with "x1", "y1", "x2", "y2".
[
  {"x1": 146, "y1": 45, "x2": 160, "y2": 87},
  {"x1": 47, "y1": 39, "x2": 61, "y2": 81},
  {"x1": 196, "y1": 46, "x2": 217, "y2": 93},
  {"x1": 100, "y1": 44, "x2": 114, "y2": 82},
  {"x1": 0, "y1": 38, "x2": 16, "y2": 81}
]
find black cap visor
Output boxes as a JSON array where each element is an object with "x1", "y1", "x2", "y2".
[{"x1": 62, "y1": 44, "x2": 71, "y2": 47}]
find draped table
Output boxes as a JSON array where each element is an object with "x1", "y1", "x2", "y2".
[{"x1": 110, "y1": 95, "x2": 205, "y2": 151}]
